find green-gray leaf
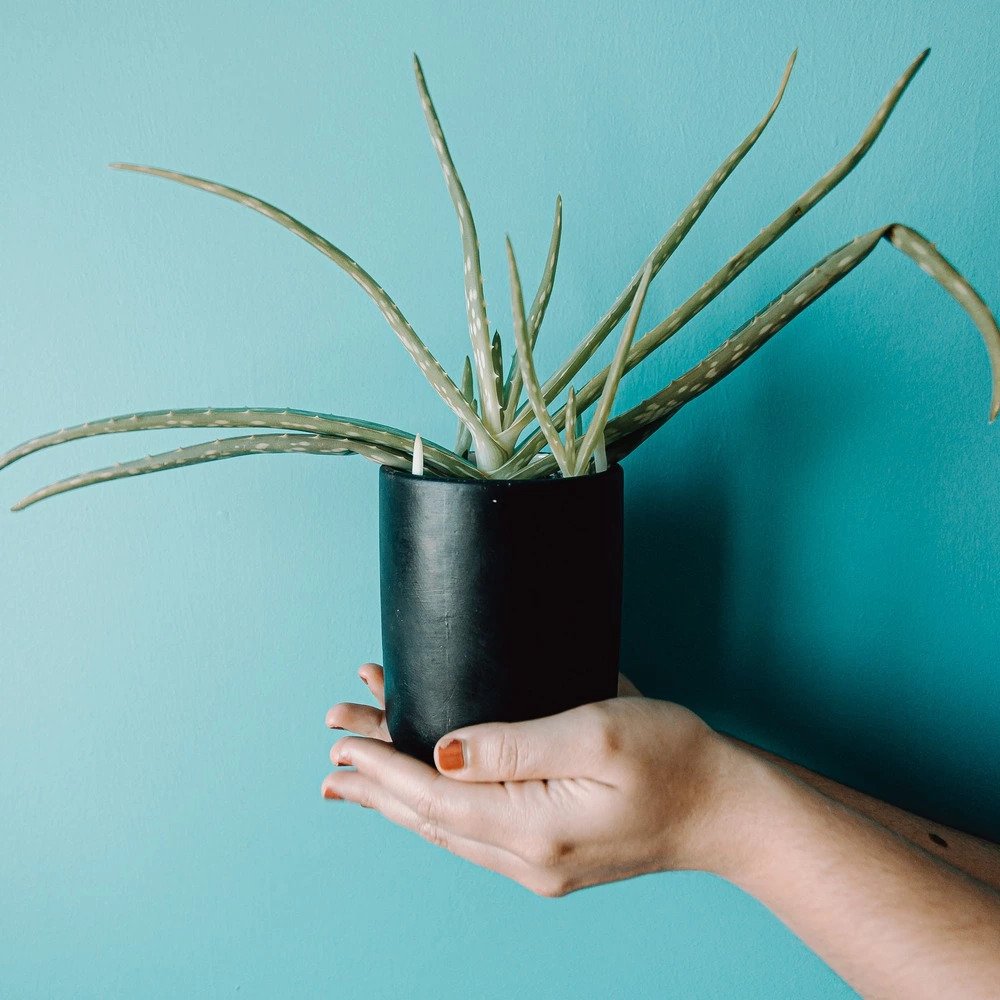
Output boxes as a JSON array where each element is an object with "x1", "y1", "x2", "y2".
[
  {"x1": 109, "y1": 162, "x2": 493, "y2": 454},
  {"x1": 11, "y1": 433, "x2": 410, "y2": 512},
  {"x1": 0, "y1": 406, "x2": 482, "y2": 480},
  {"x1": 607, "y1": 223, "x2": 1000, "y2": 459}
]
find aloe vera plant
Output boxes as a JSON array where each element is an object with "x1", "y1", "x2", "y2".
[{"x1": 2, "y1": 50, "x2": 998, "y2": 509}]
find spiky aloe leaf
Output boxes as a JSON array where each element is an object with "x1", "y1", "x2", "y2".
[
  {"x1": 0, "y1": 406, "x2": 482, "y2": 480},
  {"x1": 454, "y1": 356, "x2": 475, "y2": 457},
  {"x1": 490, "y1": 331, "x2": 505, "y2": 405},
  {"x1": 501, "y1": 195, "x2": 563, "y2": 430},
  {"x1": 574, "y1": 261, "x2": 654, "y2": 474},
  {"x1": 502, "y1": 50, "x2": 798, "y2": 444},
  {"x1": 593, "y1": 431, "x2": 609, "y2": 474},
  {"x1": 109, "y1": 162, "x2": 505, "y2": 470},
  {"x1": 11, "y1": 433, "x2": 412, "y2": 512},
  {"x1": 506, "y1": 237, "x2": 569, "y2": 475},
  {"x1": 606, "y1": 223, "x2": 1000, "y2": 460},
  {"x1": 412, "y1": 55, "x2": 502, "y2": 433},
  {"x1": 507, "y1": 50, "x2": 929, "y2": 471},
  {"x1": 564, "y1": 387, "x2": 578, "y2": 472},
  {"x1": 508, "y1": 453, "x2": 559, "y2": 480}
]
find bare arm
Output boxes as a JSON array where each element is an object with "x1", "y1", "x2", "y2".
[
  {"x1": 711, "y1": 744, "x2": 1000, "y2": 999},
  {"x1": 731, "y1": 736, "x2": 1000, "y2": 894},
  {"x1": 324, "y1": 665, "x2": 1000, "y2": 999}
]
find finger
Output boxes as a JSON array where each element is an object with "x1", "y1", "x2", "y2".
[
  {"x1": 358, "y1": 662, "x2": 385, "y2": 709},
  {"x1": 321, "y1": 770, "x2": 533, "y2": 885},
  {"x1": 326, "y1": 702, "x2": 390, "y2": 741},
  {"x1": 433, "y1": 702, "x2": 618, "y2": 783},
  {"x1": 331, "y1": 735, "x2": 513, "y2": 846},
  {"x1": 617, "y1": 673, "x2": 642, "y2": 697}
]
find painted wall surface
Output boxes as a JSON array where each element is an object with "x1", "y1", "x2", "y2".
[{"x1": 1, "y1": 2, "x2": 997, "y2": 997}]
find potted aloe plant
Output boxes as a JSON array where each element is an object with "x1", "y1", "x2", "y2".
[{"x1": 3, "y1": 51, "x2": 998, "y2": 762}]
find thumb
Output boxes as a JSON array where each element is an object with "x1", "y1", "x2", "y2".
[{"x1": 433, "y1": 703, "x2": 608, "y2": 782}]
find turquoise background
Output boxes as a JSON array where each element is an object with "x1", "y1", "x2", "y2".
[{"x1": 1, "y1": 1, "x2": 997, "y2": 997}]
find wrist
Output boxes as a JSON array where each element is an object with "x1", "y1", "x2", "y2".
[{"x1": 676, "y1": 733, "x2": 793, "y2": 879}]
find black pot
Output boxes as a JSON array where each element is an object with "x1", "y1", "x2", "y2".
[{"x1": 379, "y1": 463, "x2": 624, "y2": 763}]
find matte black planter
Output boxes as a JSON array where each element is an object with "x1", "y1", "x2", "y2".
[{"x1": 379, "y1": 464, "x2": 624, "y2": 763}]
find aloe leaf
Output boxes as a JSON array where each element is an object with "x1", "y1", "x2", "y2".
[
  {"x1": 11, "y1": 433, "x2": 412, "y2": 512},
  {"x1": 593, "y1": 431, "x2": 609, "y2": 474},
  {"x1": 501, "y1": 195, "x2": 563, "y2": 430},
  {"x1": 564, "y1": 387, "x2": 578, "y2": 472},
  {"x1": 507, "y1": 48, "x2": 928, "y2": 462},
  {"x1": 506, "y1": 237, "x2": 569, "y2": 475},
  {"x1": 508, "y1": 453, "x2": 559, "y2": 480},
  {"x1": 454, "y1": 356, "x2": 475, "y2": 457},
  {"x1": 490, "y1": 331, "x2": 505, "y2": 405},
  {"x1": 574, "y1": 261, "x2": 654, "y2": 474},
  {"x1": 502, "y1": 50, "x2": 798, "y2": 444},
  {"x1": 606, "y1": 223, "x2": 1000, "y2": 460},
  {"x1": 887, "y1": 226, "x2": 1000, "y2": 421},
  {"x1": 412, "y1": 56, "x2": 502, "y2": 433},
  {"x1": 109, "y1": 162, "x2": 501, "y2": 465},
  {"x1": 0, "y1": 406, "x2": 482, "y2": 480}
]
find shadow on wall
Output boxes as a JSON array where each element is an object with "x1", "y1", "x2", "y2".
[{"x1": 620, "y1": 361, "x2": 1000, "y2": 844}]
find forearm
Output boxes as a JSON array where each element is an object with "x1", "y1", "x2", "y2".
[
  {"x1": 729, "y1": 735, "x2": 1000, "y2": 893},
  {"x1": 706, "y1": 745, "x2": 1000, "y2": 1000}
]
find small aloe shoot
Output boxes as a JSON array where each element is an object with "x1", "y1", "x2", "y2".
[
  {"x1": 2, "y1": 50, "x2": 997, "y2": 511},
  {"x1": 411, "y1": 435, "x2": 425, "y2": 476},
  {"x1": 454, "y1": 357, "x2": 475, "y2": 458}
]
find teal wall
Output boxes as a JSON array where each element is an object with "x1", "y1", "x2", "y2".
[{"x1": 1, "y1": 2, "x2": 997, "y2": 997}]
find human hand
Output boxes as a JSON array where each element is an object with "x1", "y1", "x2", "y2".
[{"x1": 323, "y1": 664, "x2": 748, "y2": 896}]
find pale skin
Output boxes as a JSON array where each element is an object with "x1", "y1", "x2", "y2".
[{"x1": 324, "y1": 665, "x2": 1000, "y2": 1000}]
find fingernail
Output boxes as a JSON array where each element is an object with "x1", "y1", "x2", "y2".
[
  {"x1": 437, "y1": 739, "x2": 465, "y2": 772},
  {"x1": 321, "y1": 782, "x2": 342, "y2": 801},
  {"x1": 325, "y1": 709, "x2": 342, "y2": 729},
  {"x1": 359, "y1": 674, "x2": 370, "y2": 688}
]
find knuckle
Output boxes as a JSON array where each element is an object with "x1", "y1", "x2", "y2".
[
  {"x1": 531, "y1": 873, "x2": 572, "y2": 899},
  {"x1": 330, "y1": 735, "x2": 358, "y2": 764},
  {"x1": 586, "y1": 703, "x2": 622, "y2": 757},
  {"x1": 412, "y1": 783, "x2": 440, "y2": 826},
  {"x1": 416, "y1": 817, "x2": 449, "y2": 850},
  {"x1": 526, "y1": 836, "x2": 573, "y2": 870}
]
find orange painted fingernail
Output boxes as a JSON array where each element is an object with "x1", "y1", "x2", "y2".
[
  {"x1": 321, "y1": 783, "x2": 342, "y2": 800},
  {"x1": 437, "y1": 739, "x2": 465, "y2": 771}
]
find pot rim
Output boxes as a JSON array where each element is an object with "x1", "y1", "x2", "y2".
[{"x1": 380, "y1": 462, "x2": 622, "y2": 490}]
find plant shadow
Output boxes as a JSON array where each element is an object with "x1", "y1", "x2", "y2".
[
  {"x1": 622, "y1": 483, "x2": 1000, "y2": 842},
  {"x1": 620, "y1": 339, "x2": 999, "y2": 843}
]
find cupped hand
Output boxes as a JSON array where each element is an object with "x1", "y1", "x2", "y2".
[{"x1": 323, "y1": 664, "x2": 745, "y2": 897}]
